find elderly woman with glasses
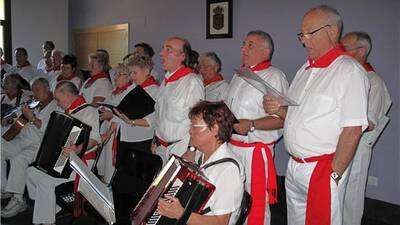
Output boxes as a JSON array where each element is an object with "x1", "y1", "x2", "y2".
[{"x1": 157, "y1": 101, "x2": 245, "y2": 225}]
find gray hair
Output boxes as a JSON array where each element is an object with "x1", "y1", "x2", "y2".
[
  {"x1": 55, "y1": 81, "x2": 79, "y2": 95},
  {"x1": 201, "y1": 52, "x2": 222, "y2": 73},
  {"x1": 310, "y1": 5, "x2": 343, "y2": 37},
  {"x1": 247, "y1": 30, "x2": 274, "y2": 59},
  {"x1": 89, "y1": 51, "x2": 109, "y2": 72},
  {"x1": 348, "y1": 31, "x2": 372, "y2": 58},
  {"x1": 52, "y1": 49, "x2": 65, "y2": 58},
  {"x1": 32, "y1": 77, "x2": 50, "y2": 89}
]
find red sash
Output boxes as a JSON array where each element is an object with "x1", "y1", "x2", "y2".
[
  {"x1": 84, "y1": 71, "x2": 109, "y2": 88},
  {"x1": 230, "y1": 139, "x2": 278, "y2": 225},
  {"x1": 164, "y1": 67, "x2": 193, "y2": 85},
  {"x1": 291, "y1": 153, "x2": 335, "y2": 225},
  {"x1": 140, "y1": 76, "x2": 160, "y2": 88},
  {"x1": 65, "y1": 95, "x2": 86, "y2": 113},
  {"x1": 203, "y1": 73, "x2": 224, "y2": 87}
]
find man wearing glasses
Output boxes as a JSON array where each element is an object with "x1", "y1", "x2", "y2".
[
  {"x1": 341, "y1": 32, "x2": 392, "y2": 225},
  {"x1": 264, "y1": 5, "x2": 369, "y2": 225}
]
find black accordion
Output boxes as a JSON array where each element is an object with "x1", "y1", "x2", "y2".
[
  {"x1": 33, "y1": 111, "x2": 91, "y2": 178},
  {"x1": 130, "y1": 155, "x2": 215, "y2": 225}
]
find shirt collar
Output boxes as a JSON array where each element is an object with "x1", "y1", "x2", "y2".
[
  {"x1": 203, "y1": 73, "x2": 224, "y2": 87},
  {"x1": 164, "y1": 67, "x2": 193, "y2": 85},
  {"x1": 66, "y1": 95, "x2": 86, "y2": 113},
  {"x1": 249, "y1": 60, "x2": 272, "y2": 72},
  {"x1": 140, "y1": 76, "x2": 160, "y2": 88},
  {"x1": 306, "y1": 45, "x2": 349, "y2": 70}
]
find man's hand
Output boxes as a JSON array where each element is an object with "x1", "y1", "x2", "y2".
[
  {"x1": 263, "y1": 96, "x2": 281, "y2": 115},
  {"x1": 234, "y1": 119, "x2": 252, "y2": 135},
  {"x1": 99, "y1": 107, "x2": 113, "y2": 121},
  {"x1": 113, "y1": 108, "x2": 133, "y2": 125},
  {"x1": 21, "y1": 105, "x2": 35, "y2": 121},
  {"x1": 62, "y1": 144, "x2": 83, "y2": 156},
  {"x1": 157, "y1": 195, "x2": 184, "y2": 220}
]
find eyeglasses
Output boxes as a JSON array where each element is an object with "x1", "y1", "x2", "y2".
[
  {"x1": 190, "y1": 124, "x2": 208, "y2": 131},
  {"x1": 297, "y1": 24, "x2": 331, "y2": 42}
]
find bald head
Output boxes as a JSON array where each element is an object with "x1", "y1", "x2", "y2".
[
  {"x1": 300, "y1": 5, "x2": 343, "y2": 60},
  {"x1": 160, "y1": 36, "x2": 192, "y2": 72}
]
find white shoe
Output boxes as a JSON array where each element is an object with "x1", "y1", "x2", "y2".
[
  {"x1": 1, "y1": 191, "x2": 13, "y2": 199},
  {"x1": 1, "y1": 196, "x2": 27, "y2": 218}
]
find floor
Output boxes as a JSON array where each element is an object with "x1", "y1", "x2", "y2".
[{"x1": 1, "y1": 177, "x2": 398, "y2": 225}]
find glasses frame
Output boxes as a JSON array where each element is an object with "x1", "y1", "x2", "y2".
[{"x1": 297, "y1": 24, "x2": 331, "y2": 42}]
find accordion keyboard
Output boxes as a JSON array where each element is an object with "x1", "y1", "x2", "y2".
[
  {"x1": 147, "y1": 182, "x2": 182, "y2": 225},
  {"x1": 61, "y1": 193, "x2": 75, "y2": 203}
]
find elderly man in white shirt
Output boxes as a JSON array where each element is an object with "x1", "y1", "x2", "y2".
[
  {"x1": 198, "y1": 52, "x2": 229, "y2": 101},
  {"x1": 158, "y1": 101, "x2": 244, "y2": 225},
  {"x1": 37, "y1": 41, "x2": 55, "y2": 73},
  {"x1": 146, "y1": 37, "x2": 204, "y2": 165},
  {"x1": 225, "y1": 30, "x2": 288, "y2": 225},
  {"x1": 264, "y1": 5, "x2": 369, "y2": 225},
  {"x1": 26, "y1": 81, "x2": 102, "y2": 225},
  {"x1": 341, "y1": 31, "x2": 392, "y2": 225},
  {"x1": 1, "y1": 78, "x2": 60, "y2": 218}
]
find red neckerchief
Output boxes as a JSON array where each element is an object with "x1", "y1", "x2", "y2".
[
  {"x1": 249, "y1": 60, "x2": 272, "y2": 72},
  {"x1": 363, "y1": 63, "x2": 375, "y2": 72},
  {"x1": 65, "y1": 95, "x2": 86, "y2": 113},
  {"x1": 140, "y1": 76, "x2": 160, "y2": 88},
  {"x1": 57, "y1": 73, "x2": 76, "y2": 82},
  {"x1": 112, "y1": 82, "x2": 133, "y2": 95},
  {"x1": 164, "y1": 67, "x2": 193, "y2": 85},
  {"x1": 84, "y1": 71, "x2": 109, "y2": 88},
  {"x1": 203, "y1": 73, "x2": 224, "y2": 87},
  {"x1": 306, "y1": 45, "x2": 349, "y2": 70}
]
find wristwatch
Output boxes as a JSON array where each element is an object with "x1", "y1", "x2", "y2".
[
  {"x1": 188, "y1": 146, "x2": 196, "y2": 152},
  {"x1": 249, "y1": 120, "x2": 256, "y2": 132},
  {"x1": 331, "y1": 171, "x2": 342, "y2": 183}
]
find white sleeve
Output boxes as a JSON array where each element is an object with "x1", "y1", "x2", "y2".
[
  {"x1": 92, "y1": 79, "x2": 112, "y2": 100},
  {"x1": 338, "y1": 66, "x2": 369, "y2": 130}
]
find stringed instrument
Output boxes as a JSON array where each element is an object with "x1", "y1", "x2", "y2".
[{"x1": 2, "y1": 99, "x2": 40, "y2": 141}]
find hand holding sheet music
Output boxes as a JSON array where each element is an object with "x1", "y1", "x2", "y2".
[{"x1": 235, "y1": 67, "x2": 298, "y2": 106}]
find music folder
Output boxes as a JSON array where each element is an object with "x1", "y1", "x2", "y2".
[
  {"x1": 235, "y1": 67, "x2": 298, "y2": 106},
  {"x1": 69, "y1": 152, "x2": 116, "y2": 224}
]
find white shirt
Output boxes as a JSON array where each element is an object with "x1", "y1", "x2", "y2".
[
  {"x1": 205, "y1": 80, "x2": 229, "y2": 102},
  {"x1": 150, "y1": 70, "x2": 204, "y2": 142},
  {"x1": 70, "y1": 105, "x2": 101, "y2": 144},
  {"x1": 49, "y1": 75, "x2": 83, "y2": 92},
  {"x1": 20, "y1": 100, "x2": 61, "y2": 142},
  {"x1": 225, "y1": 65, "x2": 289, "y2": 144},
  {"x1": 284, "y1": 55, "x2": 369, "y2": 158},
  {"x1": 37, "y1": 58, "x2": 47, "y2": 73},
  {"x1": 198, "y1": 143, "x2": 245, "y2": 224},
  {"x1": 1, "y1": 90, "x2": 32, "y2": 106},
  {"x1": 109, "y1": 84, "x2": 159, "y2": 142},
  {"x1": 12, "y1": 64, "x2": 43, "y2": 82},
  {"x1": 46, "y1": 70, "x2": 62, "y2": 82},
  {"x1": 80, "y1": 78, "x2": 112, "y2": 103}
]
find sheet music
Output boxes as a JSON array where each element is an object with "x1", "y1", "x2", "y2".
[
  {"x1": 235, "y1": 67, "x2": 299, "y2": 106},
  {"x1": 54, "y1": 126, "x2": 82, "y2": 174},
  {"x1": 69, "y1": 152, "x2": 116, "y2": 224}
]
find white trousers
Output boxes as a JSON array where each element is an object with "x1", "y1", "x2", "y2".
[
  {"x1": 286, "y1": 158, "x2": 349, "y2": 225},
  {"x1": 228, "y1": 142, "x2": 274, "y2": 225},
  {"x1": 1, "y1": 135, "x2": 38, "y2": 193},
  {"x1": 343, "y1": 141, "x2": 372, "y2": 225}
]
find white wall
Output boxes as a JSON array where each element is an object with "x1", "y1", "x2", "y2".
[{"x1": 11, "y1": 0, "x2": 68, "y2": 66}]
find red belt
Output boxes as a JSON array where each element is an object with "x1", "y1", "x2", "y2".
[
  {"x1": 230, "y1": 139, "x2": 277, "y2": 225},
  {"x1": 291, "y1": 153, "x2": 335, "y2": 225}
]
